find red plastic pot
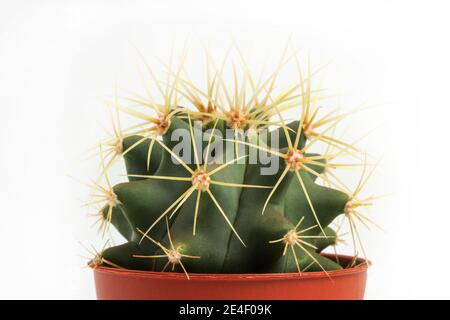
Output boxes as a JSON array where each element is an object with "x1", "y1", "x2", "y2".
[{"x1": 93, "y1": 254, "x2": 369, "y2": 300}]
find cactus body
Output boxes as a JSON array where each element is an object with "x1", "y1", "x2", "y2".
[
  {"x1": 89, "y1": 54, "x2": 377, "y2": 276},
  {"x1": 100, "y1": 114, "x2": 348, "y2": 274}
]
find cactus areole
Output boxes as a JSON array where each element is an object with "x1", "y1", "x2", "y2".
[{"x1": 88, "y1": 51, "x2": 376, "y2": 299}]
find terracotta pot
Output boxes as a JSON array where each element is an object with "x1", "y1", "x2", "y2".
[{"x1": 93, "y1": 254, "x2": 369, "y2": 300}]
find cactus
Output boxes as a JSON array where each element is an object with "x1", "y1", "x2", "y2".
[{"x1": 87, "y1": 50, "x2": 378, "y2": 277}]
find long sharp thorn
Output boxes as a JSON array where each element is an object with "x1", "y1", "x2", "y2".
[
  {"x1": 262, "y1": 167, "x2": 289, "y2": 215},
  {"x1": 207, "y1": 155, "x2": 248, "y2": 176},
  {"x1": 187, "y1": 113, "x2": 201, "y2": 170},
  {"x1": 126, "y1": 174, "x2": 191, "y2": 181},
  {"x1": 169, "y1": 187, "x2": 196, "y2": 219},
  {"x1": 193, "y1": 190, "x2": 202, "y2": 235},
  {"x1": 206, "y1": 189, "x2": 246, "y2": 247},
  {"x1": 291, "y1": 245, "x2": 302, "y2": 273},
  {"x1": 146, "y1": 139, "x2": 156, "y2": 171},
  {"x1": 203, "y1": 119, "x2": 219, "y2": 170},
  {"x1": 296, "y1": 241, "x2": 331, "y2": 280},
  {"x1": 139, "y1": 187, "x2": 193, "y2": 243},
  {"x1": 155, "y1": 139, "x2": 194, "y2": 174},
  {"x1": 295, "y1": 170, "x2": 326, "y2": 235},
  {"x1": 294, "y1": 216, "x2": 305, "y2": 229},
  {"x1": 210, "y1": 181, "x2": 272, "y2": 189}
]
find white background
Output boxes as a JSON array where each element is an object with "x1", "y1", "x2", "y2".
[{"x1": 1, "y1": 0, "x2": 449, "y2": 299}]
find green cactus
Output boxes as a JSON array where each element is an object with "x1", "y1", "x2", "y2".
[{"x1": 88, "y1": 52, "x2": 377, "y2": 276}]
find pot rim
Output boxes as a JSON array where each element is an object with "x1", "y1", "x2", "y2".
[{"x1": 94, "y1": 253, "x2": 370, "y2": 281}]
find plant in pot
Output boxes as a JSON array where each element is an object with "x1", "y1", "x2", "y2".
[{"x1": 87, "y1": 49, "x2": 379, "y2": 300}]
